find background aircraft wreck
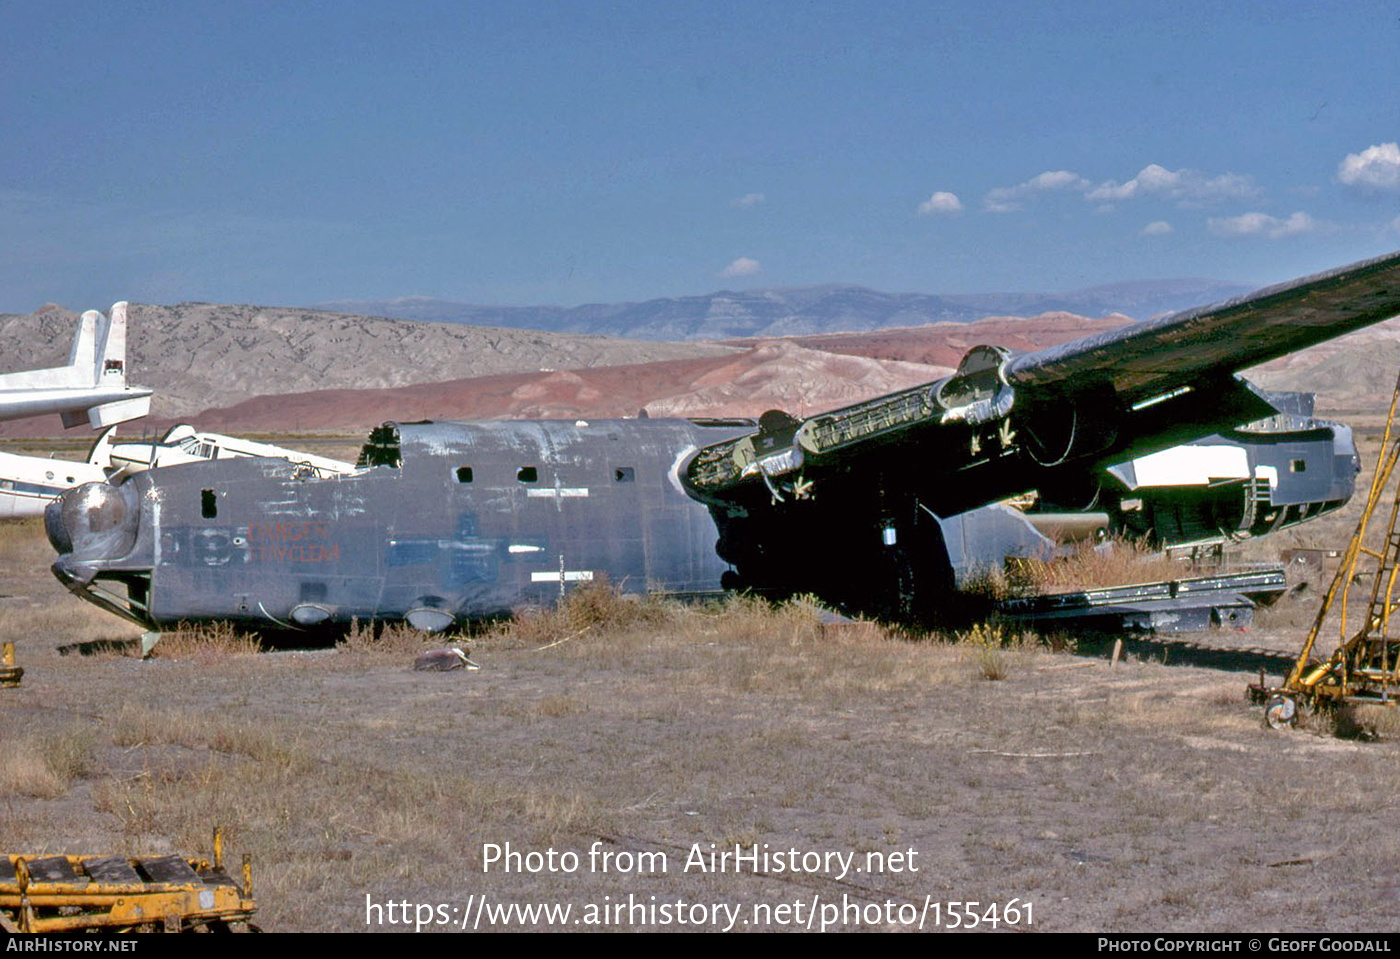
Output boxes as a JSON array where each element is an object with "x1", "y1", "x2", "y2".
[
  {"x1": 0, "y1": 425, "x2": 353, "y2": 519},
  {"x1": 0, "y1": 443, "x2": 109, "y2": 520},
  {"x1": 44, "y1": 250, "x2": 1400, "y2": 633},
  {"x1": 0, "y1": 302, "x2": 151, "y2": 430},
  {"x1": 102, "y1": 425, "x2": 353, "y2": 479}
]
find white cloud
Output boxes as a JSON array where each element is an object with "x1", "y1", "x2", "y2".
[
  {"x1": 917, "y1": 191, "x2": 963, "y2": 215},
  {"x1": 983, "y1": 170, "x2": 1091, "y2": 212},
  {"x1": 1026, "y1": 170, "x2": 1090, "y2": 191},
  {"x1": 719, "y1": 257, "x2": 762, "y2": 278},
  {"x1": 1207, "y1": 211, "x2": 1317, "y2": 239},
  {"x1": 1140, "y1": 220, "x2": 1173, "y2": 236},
  {"x1": 1086, "y1": 164, "x2": 1257, "y2": 205},
  {"x1": 1338, "y1": 143, "x2": 1400, "y2": 191},
  {"x1": 732, "y1": 192, "x2": 766, "y2": 209}
]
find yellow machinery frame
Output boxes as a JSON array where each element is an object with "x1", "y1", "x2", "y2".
[
  {"x1": 1251, "y1": 371, "x2": 1400, "y2": 726},
  {"x1": 0, "y1": 641, "x2": 21, "y2": 687},
  {"x1": 0, "y1": 829, "x2": 257, "y2": 933}
]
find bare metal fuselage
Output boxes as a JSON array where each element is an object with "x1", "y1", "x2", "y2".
[{"x1": 49, "y1": 418, "x2": 749, "y2": 630}]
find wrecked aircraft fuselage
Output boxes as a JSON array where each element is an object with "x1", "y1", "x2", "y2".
[
  {"x1": 47, "y1": 405, "x2": 1357, "y2": 633},
  {"x1": 49, "y1": 418, "x2": 752, "y2": 630}
]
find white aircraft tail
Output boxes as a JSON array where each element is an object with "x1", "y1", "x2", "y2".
[
  {"x1": 0, "y1": 302, "x2": 152, "y2": 429},
  {"x1": 98, "y1": 301, "x2": 129, "y2": 386},
  {"x1": 66, "y1": 310, "x2": 99, "y2": 375},
  {"x1": 86, "y1": 426, "x2": 119, "y2": 468}
]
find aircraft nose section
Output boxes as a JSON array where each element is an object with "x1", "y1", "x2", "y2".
[
  {"x1": 47, "y1": 480, "x2": 140, "y2": 581},
  {"x1": 43, "y1": 496, "x2": 71, "y2": 555}
]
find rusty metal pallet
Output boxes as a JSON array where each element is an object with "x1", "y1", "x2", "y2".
[{"x1": 0, "y1": 832, "x2": 257, "y2": 933}]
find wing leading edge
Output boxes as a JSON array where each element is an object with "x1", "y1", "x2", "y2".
[
  {"x1": 683, "y1": 249, "x2": 1400, "y2": 513},
  {"x1": 1004, "y1": 248, "x2": 1400, "y2": 404}
]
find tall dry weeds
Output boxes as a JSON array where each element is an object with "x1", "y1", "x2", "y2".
[
  {"x1": 1008, "y1": 536, "x2": 1193, "y2": 594},
  {"x1": 334, "y1": 617, "x2": 444, "y2": 658},
  {"x1": 0, "y1": 729, "x2": 94, "y2": 799},
  {"x1": 153, "y1": 621, "x2": 263, "y2": 659},
  {"x1": 486, "y1": 579, "x2": 678, "y2": 649}
]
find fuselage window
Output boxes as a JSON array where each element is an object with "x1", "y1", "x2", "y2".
[
  {"x1": 456, "y1": 466, "x2": 474, "y2": 483},
  {"x1": 201, "y1": 489, "x2": 217, "y2": 519},
  {"x1": 1290, "y1": 459, "x2": 1307, "y2": 473},
  {"x1": 517, "y1": 466, "x2": 538, "y2": 483},
  {"x1": 614, "y1": 467, "x2": 635, "y2": 482}
]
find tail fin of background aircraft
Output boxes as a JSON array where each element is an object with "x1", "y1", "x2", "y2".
[
  {"x1": 0, "y1": 303, "x2": 152, "y2": 429},
  {"x1": 86, "y1": 426, "x2": 118, "y2": 469},
  {"x1": 97, "y1": 301, "x2": 128, "y2": 385},
  {"x1": 58, "y1": 303, "x2": 151, "y2": 429},
  {"x1": 66, "y1": 310, "x2": 99, "y2": 377}
]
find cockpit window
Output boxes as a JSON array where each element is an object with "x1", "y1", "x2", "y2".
[{"x1": 356, "y1": 425, "x2": 403, "y2": 469}]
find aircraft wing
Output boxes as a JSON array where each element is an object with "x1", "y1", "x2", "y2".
[
  {"x1": 1004, "y1": 249, "x2": 1400, "y2": 404},
  {"x1": 682, "y1": 249, "x2": 1400, "y2": 517}
]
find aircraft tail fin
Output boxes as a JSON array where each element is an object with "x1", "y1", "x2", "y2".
[
  {"x1": 0, "y1": 308, "x2": 108, "y2": 393},
  {"x1": 86, "y1": 426, "x2": 119, "y2": 468},
  {"x1": 0, "y1": 302, "x2": 151, "y2": 429},
  {"x1": 65, "y1": 303, "x2": 150, "y2": 427},
  {"x1": 96, "y1": 302, "x2": 129, "y2": 387},
  {"x1": 67, "y1": 310, "x2": 100, "y2": 380}
]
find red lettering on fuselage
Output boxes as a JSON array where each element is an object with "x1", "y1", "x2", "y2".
[
  {"x1": 247, "y1": 522, "x2": 339, "y2": 563},
  {"x1": 248, "y1": 521, "x2": 329, "y2": 544}
]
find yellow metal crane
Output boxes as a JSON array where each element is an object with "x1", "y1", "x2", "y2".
[{"x1": 1252, "y1": 371, "x2": 1400, "y2": 727}]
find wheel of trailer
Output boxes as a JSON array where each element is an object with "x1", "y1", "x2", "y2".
[{"x1": 1265, "y1": 694, "x2": 1298, "y2": 729}]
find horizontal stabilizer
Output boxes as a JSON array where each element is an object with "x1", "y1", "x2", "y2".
[{"x1": 83, "y1": 396, "x2": 152, "y2": 430}]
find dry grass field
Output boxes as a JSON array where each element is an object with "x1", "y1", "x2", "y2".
[{"x1": 4, "y1": 508, "x2": 1400, "y2": 935}]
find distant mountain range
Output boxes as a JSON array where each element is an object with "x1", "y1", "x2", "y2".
[
  {"x1": 310, "y1": 278, "x2": 1255, "y2": 341},
  {"x1": 0, "y1": 303, "x2": 733, "y2": 424}
]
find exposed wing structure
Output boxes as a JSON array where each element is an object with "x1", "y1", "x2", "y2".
[
  {"x1": 680, "y1": 250, "x2": 1400, "y2": 619},
  {"x1": 685, "y1": 249, "x2": 1400, "y2": 511},
  {"x1": 1005, "y1": 249, "x2": 1400, "y2": 402}
]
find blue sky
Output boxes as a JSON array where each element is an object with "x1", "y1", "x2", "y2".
[{"x1": 1, "y1": 1, "x2": 1398, "y2": 314}]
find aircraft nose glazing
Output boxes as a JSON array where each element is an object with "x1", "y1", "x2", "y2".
[{"x1": 47, "y1": 481, "x2": 140, "y2": 579}]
